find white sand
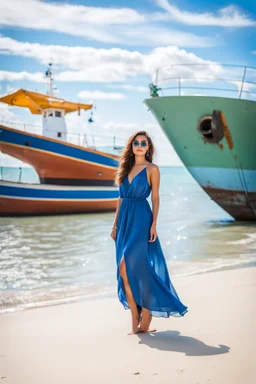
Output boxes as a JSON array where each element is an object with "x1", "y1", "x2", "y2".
[{"x1": 0, "y1": 267, "x2": 255, "y2": 384}]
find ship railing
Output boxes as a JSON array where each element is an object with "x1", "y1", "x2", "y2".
[
  {"x1": 0, "y1": 120, "x2": 125, "y2": 154},
  {"x1": 151, "y1": 64, "x2": 256, "y2": 100}
]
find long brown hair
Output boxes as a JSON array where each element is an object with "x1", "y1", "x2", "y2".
[{"x1": 115, "y1": 131, "x2": 155, "y2": 185}]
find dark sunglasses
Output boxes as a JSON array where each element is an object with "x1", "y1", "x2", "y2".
[{"x1": 133, "y1": 139, "x2": 148, "y2": 148}]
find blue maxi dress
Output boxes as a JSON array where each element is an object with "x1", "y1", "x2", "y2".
[{"x1": 115, "y1": 166, "x2": 188, "y2": 318}]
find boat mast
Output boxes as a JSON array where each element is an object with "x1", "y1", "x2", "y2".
[
  {"x1": 43, "y1": 63, "x2": 68, "y2": 141},
  {"x1": 45, "y1": 63, "x2": 53, "y2": 96}
]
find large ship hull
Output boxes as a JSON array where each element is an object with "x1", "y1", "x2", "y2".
[
  {"x1": 0, "y1": 125, "x2": 119, "y2": 186},
  {"x1": 0, "y1": 180, "x2": 119, "y2": 216},
  {"x1": 144, "y1": 96, "x2": 256, "y2": 220}
]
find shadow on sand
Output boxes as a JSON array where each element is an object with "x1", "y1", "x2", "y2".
[{"x1": 137, "y1": 330, "x2": 230, "y2": 356}]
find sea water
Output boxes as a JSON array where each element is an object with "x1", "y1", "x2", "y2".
[{"x1": 0, "y1": 166, "x2": 255, "y2": 313}]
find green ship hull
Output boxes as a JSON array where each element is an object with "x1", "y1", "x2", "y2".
[{"x1": 144, "y1": 96, "x2": 256, "y2": 220}]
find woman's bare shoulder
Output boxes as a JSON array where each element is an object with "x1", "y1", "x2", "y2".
[
  {"x1": 147, "y1": 164, "x2": 160, "y2": 182},
  {"x1": 147, "y1": 163, "x2": 159, "y2": 172}
]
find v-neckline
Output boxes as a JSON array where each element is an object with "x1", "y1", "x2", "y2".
[{"x1": 127, "y1": 166, "x2": 148, "y2": 185}]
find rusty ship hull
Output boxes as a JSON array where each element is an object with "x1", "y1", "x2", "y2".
[{"x1": 144, "y1": 96, "x2": 256, "y2": 220}]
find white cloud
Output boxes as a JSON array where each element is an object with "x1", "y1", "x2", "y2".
[
  {"x1": 155, "y1": 0, "x2": 256, "y2": 27},
  {"x1": 100, "y1": 121, "x2": 142, "y2": 133},
  {"x1": 0, "y1": 0, "x2": 215, "y2": 47},
  {"x1": 124, "y1": 25, "x2": 215, "y2": 47},
  {"x1": 107, "y1": 84, "x2": 148, "y2": 92},
  {"x1": 0, "y1": 70, "x2": 44, "y2": 82},
  {"x1": 56, "y1": 70, "x2": 132, "y2": 83},
  {"x1": 0, "y1": 36, "x2": 138, "y2": 69},
  {"x1": 0, "y1": 36, "x2": 221, "y2": 84},
  {"x1": 229, "y1": 80, "x2": 256, "y2": 93},
  {"x1": 2, "y1": 37, "x2": 252, "y2": 100},
  {"x1": 0, "y1": 103, "x2": 23, "y2": 124},
  {"x1": 0, "y1": 0, "x2": 144, "y2": 44},
  {"x1": 98, "y1": 120, "x2": 167, "y2": 142},
  {"x1": 77, "y1": 90, "x2": 126, "y2": 101},
  {"x1": 0, "y1": 0, "x2": 252, "y2": 52}
]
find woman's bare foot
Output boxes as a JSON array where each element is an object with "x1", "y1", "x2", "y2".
[
  {"x1": 128, "y1": 327, "x2": 157, "y2": 335},
  {"x1": 127, "y1": 330, "x2": 139, "y2": 335},
  {"x1": 137, "y1": 327, "x2": 157, "y2": 333},
  {"x1": 127, "y1": 314, "x2": 141, "y2": 335},
  {"x1": 127, "y1": 308, "x2": 157, "y2": 336},
  {"x1": 140, "y1": 308, "x2": 153, "y2": 330}
]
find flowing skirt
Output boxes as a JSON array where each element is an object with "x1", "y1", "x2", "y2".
[{"x1": 115, "y1": 199, "x2": 188, "y2": 318}]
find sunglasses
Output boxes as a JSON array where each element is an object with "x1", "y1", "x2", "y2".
[{"x1": 133, "y1": 139, "x2": 148, "y2": 148}]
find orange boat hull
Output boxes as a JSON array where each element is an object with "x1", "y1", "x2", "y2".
[
  {"x1": 0, "y1": 125, "x2": 119, "y2": 186},
  {"x1": 0, "y1": 196, "x2": 117, "y2": 216},
  {"x1": 0, "y1": 142, "x2": 117, "y2": 185}
]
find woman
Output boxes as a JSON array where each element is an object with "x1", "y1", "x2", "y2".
[{"x1": 110, "y1": 131, "x2": 188, "y2": 335}]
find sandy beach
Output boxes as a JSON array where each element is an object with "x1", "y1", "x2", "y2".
[{"x1": 0, "y1": 266, "x2": 255, "y2": 384}]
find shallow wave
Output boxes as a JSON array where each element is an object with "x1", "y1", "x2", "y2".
[
  {"x1": 0, "y1": 284, "x2": 116, "y2": 315},
  {"x1": 173, "y1": 258, "x2": 256, "y2": 278},
  {"x1": 1, "y1": 260, "x2": 255, "y2": 315}
]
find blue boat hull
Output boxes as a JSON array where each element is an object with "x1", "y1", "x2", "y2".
[{"x1": 0, "y1": 180, "x2": 119, "y2": 216}]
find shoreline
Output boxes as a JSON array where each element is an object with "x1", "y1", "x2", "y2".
[
  {"x1": 0, "y1": 267, "x2": 255, "y2": 383},
  {"x1": 1, "y1": 262, "x2": 256, "y2": 315}
]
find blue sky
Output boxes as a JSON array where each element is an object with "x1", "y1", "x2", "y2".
[{"x1": 0, "y1": 0, "x2": 256, "y2": 165}]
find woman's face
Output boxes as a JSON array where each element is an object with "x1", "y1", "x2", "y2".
[{"x1": 131, "y1": 135, "x2": 149, "y2": 157}]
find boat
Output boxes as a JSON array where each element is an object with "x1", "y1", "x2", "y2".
[
  {"x1": 0, "y1": 89, "x2": 119, "y2": 186},
  {"x1": 0, "y1": 180, "x2": 119, "y2": 216},
  {"x1": 0, "y1": 64, "x2": 121, "y2": 216},
  {"x1": 144, "y1": 64, "x2": 256, "y2": 221}
]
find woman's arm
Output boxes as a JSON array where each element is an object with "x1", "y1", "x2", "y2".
[
  {"x1": 149, "y1": 165, "x2": 160, "y2": 242},
  {"x1": 112, "y1": 197, "x2": 123, "y2": 228},
  {"x1": 110, "y1": 197, "x2": 123, "y2": 240}
]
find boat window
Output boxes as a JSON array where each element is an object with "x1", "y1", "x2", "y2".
[
  {"x1": 49, "y1": 112, "x2": 53, "y2": 117},
  {"x1": 55, "y1": 111, "x2": 62, "y2": 117},
  {"x1": 58, "y1": 132, "x2": 62, "y2": 138}
]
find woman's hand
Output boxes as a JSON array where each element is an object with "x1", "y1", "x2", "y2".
[
  {"x1": 149, "y1": 223, "x2": 157, "y2": 242},
  {"x1": 110, "y1": 227, "x2": 117, "y2": 241}
]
